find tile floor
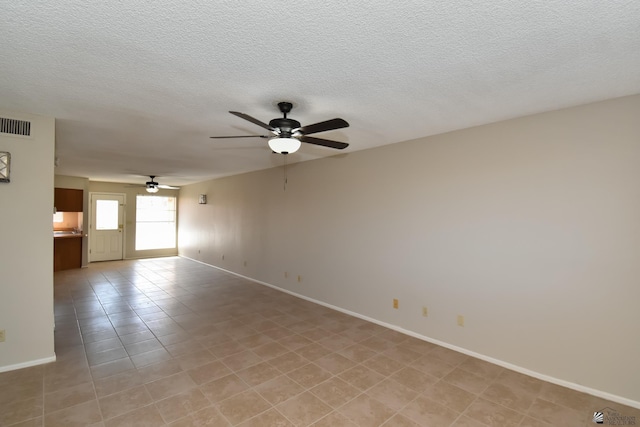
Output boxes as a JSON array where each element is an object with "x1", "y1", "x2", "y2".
[{"x1": 1, "y1": 257, "x2": 637, "y2": 426}]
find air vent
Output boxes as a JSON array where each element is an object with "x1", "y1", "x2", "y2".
[{"x1": 0, "y1": 117, "x2": 31, "y2": 136}]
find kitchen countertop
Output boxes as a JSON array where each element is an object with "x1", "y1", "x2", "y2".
[{"x1": 53, "y1": 231, "x2": 84, "y2": 239}]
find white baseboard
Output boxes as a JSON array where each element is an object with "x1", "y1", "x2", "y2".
[
  {"x1": 0, "y1": 354, "x2": 56, "y2": 373},
  {"x1": 181, "y1": 256, "x2": 640, "y2": 410}
]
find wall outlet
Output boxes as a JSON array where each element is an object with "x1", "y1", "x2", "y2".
[
  {"x1": 222, "y1": 254, "x2": 225, "y2": 260},
  {"x1": 457, "y1": 315, "x2": 465, "y2": 327},
  {"x1": 284, "y1": 271, "x2": 289, "y2": 278},
  {"x1": 0, "y1": 329, "x2": 5, "y2": 342},
  {"x1": 422, "y1": 306, "x2": 428, "y2": 317},
  {"x1": 243, "y1": 260, "x2": 247, "y2": 267},
  {"x1": 393, "y1": 299, "x2": 399, "y2": 309},
  {"x1": 297, "y1": 275, "x2": 302, "y2": 283}
]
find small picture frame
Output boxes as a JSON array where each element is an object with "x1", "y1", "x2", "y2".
[
  {"x1": 0, "y1": 152, "x2": 10, "y2": 183},
  {"x1": 198, "y1": 194, "x2": 207, "y2": 204}
]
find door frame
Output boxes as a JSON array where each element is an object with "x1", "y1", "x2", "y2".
[{"x1": 88, "y1": 192, "x2": 126, "y2": 262}]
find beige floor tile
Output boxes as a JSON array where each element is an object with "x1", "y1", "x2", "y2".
[
  {"x1": 311, "y1": 411, "x2": 359, "y2": 426},
  {"x1": 254, "y1": 375, "x2": 305, "y2": 405},
  {"x1": 463, "y1": 397, "x2": 524, "y2": 427},
  {"x1": 145, "y1": 371, "x2": 196, "y2": 401},
  {"x1": 103, "y1": 404, "x2": 165, "y2": 427},
  {"x1": 237, "y1": 408, "x2": 294, "y2": 427},
  {"x1": 155, "y1": 388, "x2": 210, "y2": 423},
  {"x1": 526, "y1": 398, "x2": 588, "y2": 427},
  {"x1": 217, "y1": 389, "x2": 271, "y2": 425},
  {"x1": 296, "y1": 343, "x2": 333, "y2": 361},
  {"x1": 422, "y1": 380, "x2": 477, "y2": 413},
  {"x1": 362, "y1": 354, "x2": 405, "y2": 377},
  {"x1": 166, "y1": 406, "x2": 230, "y2": 427},
  {"x1": 0, "y1": 396, "x2": 44, "y2": 426},
  {"x1": 314, "y1": 353, "x2": 357, "y2": 375},
  {"x1": 443, "y1": 367, "x2": 492, "y2": 394},
  {"x1": 401, "y1": 395, "x2": 460, "y2": 426},
  {"x1": 338, "y1": 365, "x2": 385, "y2": 391},
  {"x1": 390, "y1": 366, "x2": 438, "y2": 392},
  {"x1": 337, "y1": 344, "x2": 378, "y2": 363},
  {"x1": 481, "y1": 381, "x2": 537, "y2": 413},
  {"x1": 310, "y1": 377, "x2": 361, "y2": 408},
  {"x1": 381, "y1": 413, "x2": 421, "y2": 426},
  {"x1": 237, "y1": 361, "x2": 281, "y2": 386},
  {"x1": 44, "y1": 399, "x2": 103, "y2": 427},
  {"x1": 187, "y1": 360, "x2": 231, "y2": 385},
  {"x1": 199, "y1": 373, "x2": 249, "y2": 403},
  {"x1": 337, "y1": 393, "x2": 396, "y2": 427},
  {"x1": 44, "y1": 381, "x2": 96, "y2": 414},
  {"x1": 276, "y1": 391, "x2": 332, "y2": 426},
  {"x1": 99, "y1": 385, "x2": 153, "y2": 420},
  {"x1": 0, "y1": 258, "x2": 592, "y2": 427},
  {"x1": 366, "y1": 378, "x2": 419, "y2": 411},
  {"x1": 286, "y1": 363, "x2": 332, "y2": 389}
]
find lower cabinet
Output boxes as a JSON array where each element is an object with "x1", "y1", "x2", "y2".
[{"x1": 54, "y1": 237, "x2": 82, "y2": 271}]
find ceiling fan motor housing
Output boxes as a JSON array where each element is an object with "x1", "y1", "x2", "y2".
[{"x1": 269, "y1": 118, "x2": 300, "y2": 137}]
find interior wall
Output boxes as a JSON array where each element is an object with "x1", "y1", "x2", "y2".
[
  {"x1": 179, "y1": 95, "x2": 640, "y2": 404},
  {"x1": 88, "y1": 181, "x2": 179, "y2": 260},
  {"x1": 0, "y1": 110, "x2": 56, "y2": 370}
]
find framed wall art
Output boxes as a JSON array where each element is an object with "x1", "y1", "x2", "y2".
[{"x1": 0, "y1": 152, "x2": 10, "y2": 183}]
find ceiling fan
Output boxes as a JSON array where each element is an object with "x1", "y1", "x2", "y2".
[
  {"x1": 141, "y1": 176, "x2": 180, "y2": 193},
  {"x1": 210, "y1": 102, "x2": 349, "y2": 154}
]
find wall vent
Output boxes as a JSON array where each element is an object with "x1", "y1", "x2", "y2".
[{"x1": 0, "y1": 117, "x2": 31, "y2": 137}]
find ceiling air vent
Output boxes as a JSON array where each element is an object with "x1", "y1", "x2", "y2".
[{"x1": 0, "y1": 117, "x2": 31, "y2": 137}]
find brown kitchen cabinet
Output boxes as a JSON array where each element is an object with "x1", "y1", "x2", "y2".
[
  {"x1": 54, "y1": 188, "x2": 83, "y2": 212},
  {"x1": 54, "y1": 236, "x2": 82, "y2": 271}
]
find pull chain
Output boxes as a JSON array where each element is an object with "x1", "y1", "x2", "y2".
[{"x1": 283, "y1": 154, "x2": 288, "y2": 191}]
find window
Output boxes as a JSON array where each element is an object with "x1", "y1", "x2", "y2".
[{"x1": 135, "y1": 195, "x2": 176, "y2": 250}]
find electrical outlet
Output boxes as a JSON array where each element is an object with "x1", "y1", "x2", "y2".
[
  {"x1": 222, "y1": 254, "x2": 225, "y2": 260},
  {"x1": 284, "y1": 271, "x2": 289, "y2": 278},
  {"x1": 243, "y1": 260, "x2": 247, "y2": 267},
  {"x1": 422, "y1": 306, "x2": 428, "y2": 317},
  {"x1": 0, "y1": 329, "x2": 5, "y2": 342},
  {"x1": 393, "y1": 299, "x2": 399, "y2": 309},
  {"x1": 297, "y1": 275, "x2": 302, "y2": 283},
  {"x1": 457, "y1": 315, "x2": 465, "y2": 327}
]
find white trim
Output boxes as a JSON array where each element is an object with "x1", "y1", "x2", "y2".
[
  {"x1": 0, "y1": 355, "x2": 56, "y2": 373},
  {"x1": 180, "y1": 256, "x2": 640, "y2": 410}
]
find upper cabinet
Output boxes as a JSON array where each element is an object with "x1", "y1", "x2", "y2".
[{"x1": 55, "y1": 188, "x2": 83, "y2": 212}]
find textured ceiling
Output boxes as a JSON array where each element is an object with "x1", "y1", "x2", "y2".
[{"x1": 1, "y1": 1, "x2": 639, "y2": 187}]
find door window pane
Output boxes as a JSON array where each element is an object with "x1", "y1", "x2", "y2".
[{"x1": 96, "y1": 200, "x2": 119, "y2": 230}]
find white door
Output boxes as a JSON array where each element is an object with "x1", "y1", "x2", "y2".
[{"x1": 90, "y1": 193, "x2": 125, "y2": 262}]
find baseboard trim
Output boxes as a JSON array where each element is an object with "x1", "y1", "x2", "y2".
[
  {"x1": 0, "y1": 354, "x2": 57, "y2": 373},
  {"x1": 181, "y1": 256, "x2": 640, "y2": 410}
]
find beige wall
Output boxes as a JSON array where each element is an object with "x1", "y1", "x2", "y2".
[
  {"x1": 178, "y1": 95, "x2": 640, "y2": 405},
  {"x1": 88, "y1": 181, "x2": 178, "y2": 259},
  {"x1": 0, "y1": 110, "x2": 56, "y2": 370}
]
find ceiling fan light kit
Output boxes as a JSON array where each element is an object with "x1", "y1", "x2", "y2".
[
  {"x1": 268, "y1": 137, "x2": 301, "y2": 154},
  {"x1": 146, "y1": 183, "x2": 159, "y2": 193},
  {"x1": 211, "y1": 101, "x2": 350, "y2": 153}
]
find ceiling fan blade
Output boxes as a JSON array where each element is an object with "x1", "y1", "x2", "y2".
[
  {"x1": 210, "y1": 135, "x2": 269, "y2": 139},
  {"x1": 297, "y1": 118, "x2": 349, "y2": 135},
  {"x1": 157, "y1": 185, "x2": 180, "y2": 190},
  {"x1": 229, "y1": 111, "x2": 273, "y2": 131},
  {"x1": 300, "y1": 135, "x2": 349, "y2": 150}
]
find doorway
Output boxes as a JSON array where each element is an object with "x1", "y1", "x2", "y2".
[{"x1": 89, "y1": 193, "x2": 125, "y2": 262}]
